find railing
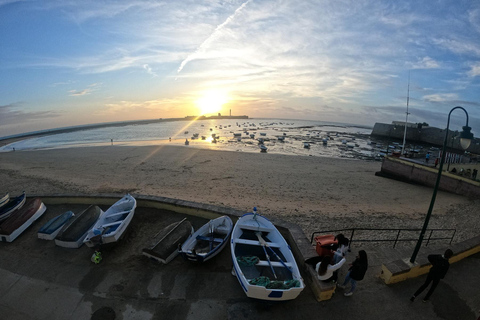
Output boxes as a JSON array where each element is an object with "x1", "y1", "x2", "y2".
[{"x1": 310, "y1": 228, "x2": 456, "y2": 248}]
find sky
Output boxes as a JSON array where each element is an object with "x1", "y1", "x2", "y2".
[{"x1": 1, "y1": 0, "x2": 480, "y2": 137}]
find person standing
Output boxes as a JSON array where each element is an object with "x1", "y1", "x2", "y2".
[
  {"x1": 315, "y1": 251, "x2": 346, "y2": 282},
  {"x1": 410, "y1": 249, "x2": 453, "y2": 302},
  {"x1": 337, "y1": 250, "x2": 368, "y2": 296},
  {"x1": 425, "y1": 152, "x2": 430, "y2": 164}
]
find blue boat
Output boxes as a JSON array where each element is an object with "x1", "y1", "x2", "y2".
[{"x1": 38, "y1": 211, "x2": 75, "y2": 240}]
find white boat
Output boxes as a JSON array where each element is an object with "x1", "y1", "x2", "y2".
[
  {"x1": 179, "y1": 216, "x2": 233, "y2": 262},
  {"x1": 0, "y1": 198, "x2": 47, "y2": 242},
  {"x1": 142, "y1": 218, "x2": 194, "y2": 264},
  {"x1": 0, "y1": 192, "x2": 26, "y2": 222},
  {"x1": 55, "y1": 205, "x2": 103, "y2": 248},
  {"x1": 83, "y1": 194, "x2": 137, "y2": 247},
  {"x1": 38, "y1": 211, "x2": 75, "y2": 240},
  {"x1": 230, "y1": 209, "x2": 305, "y2": 301}
]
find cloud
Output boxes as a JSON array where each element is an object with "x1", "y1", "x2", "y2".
[
  {"x1": 409, "y1": 57, "x2": 440, "y2": 69},
  {"x1": 468, "y1": 62, "x2": 480, "y2": 77},
  {"x1": 177, "y1": 0, "x2": 252, "y2": 74},
  {"x1": 0, "y1": 103, "x2": 62, "y2": 126},
  {"x1": 423, "y1": 93, "x2": 458, "y2": 103},
  {"x1": 143, "y1": 64, "x2": 157, "y2": 77},
  {"x1": 68, "y1": 83, "x2": 101, "y2": 96}
]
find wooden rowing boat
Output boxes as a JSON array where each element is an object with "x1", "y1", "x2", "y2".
[
  {"x1": 231, "y1": 209, "x2": 305, "y2": 301},
  {"x1": 0, "y1": 198, "x2": 46, "y2": 242},
  {"x1": 38, "y1": 211, "x2": 75, "y2": 240},
  {"x1": 179, "y1": 215, "x2": 233, "y2": 262},
  {"x1": 83, "y1": 194, "x2": 137, "y2": 247},
  {"x1": 142, "y1": 218, "x2": 194, "y2": 264},
  {"x1": 55, "y1": 205, "x2": 102, "y2": 248},
  {"x1": 0, "y1": 192, "x2": 26, "y2": 222}
]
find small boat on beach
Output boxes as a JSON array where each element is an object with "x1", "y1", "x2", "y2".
[
  {"x1": 38, "y1": 211, "x2": 75, "y2": 240},
  {"x1": 0, "y1": 193, "x2": 9, "y2": 209},
  {"x1": 83, "y1": 194, "x2": 137, "y2": 247},
  {"x1": 0, "y1": 192, "x2": 26, "y2": 222},
  {"x1": 303, "y1": 142, "x2": 310, "y2": 149},
  {"x1": 231, "y1": 208, "x2": 305, "y2": 301},
  {"x1": 142, "y1": 218, "x2": 194, "y2": 264},
  {"x1": 0, "y1": 198, "x2": 47, "y2": 242},
  {"x1": 55, "y1": 205, "x2": 103, "y2": 248},
  {"x1": 179, "y1": 215, "x2": 233, "y2": 262},
  {"x1": 259, "y1": 145, "x2": 267, "y2": 152}
]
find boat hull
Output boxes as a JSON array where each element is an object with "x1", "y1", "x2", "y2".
[
  {"x1": 55, "y1": 205, "x2": 102, "y2": 248},
  {"x1": 231, "y1": 212, "x2": 305, "y2": 301},
  {"x1": 142, "y1": 218, "x2": 194, "y2": 264},
  {"x1": 0, "y1": 199, "x2": 46, "y2": 243},
  {"x1": 0, "y1": 192, "x2": 26, "y2": 221},
  {"x1": 0, "y1": 193, "x2": 9, "y2": 209},
  {"x1": 83, "y1": 194, "x2": 137, "y2": 247},
  {"x1": 38, "y1": 211, "x2": 75, "y2": 240},
  {"x1": 180, "y1": 215, "x2": 233, "y2": 262}
]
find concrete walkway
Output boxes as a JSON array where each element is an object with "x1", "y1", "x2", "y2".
[{"x1": 0, "y1": 204, "x2": 478, "y2": 320}]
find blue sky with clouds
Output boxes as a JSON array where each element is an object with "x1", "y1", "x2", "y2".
[{"x1": 1, "y1": 0, "x2": 480, "y2": 137}]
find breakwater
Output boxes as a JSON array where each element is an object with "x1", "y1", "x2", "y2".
[{"x1": 371, "y1": 122, "x2": 480, "y2": 154}]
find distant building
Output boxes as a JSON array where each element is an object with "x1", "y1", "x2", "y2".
[{"x1": 392, "y1": 121, "x2": 418, "y2": 128}]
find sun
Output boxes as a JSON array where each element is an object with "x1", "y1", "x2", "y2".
[{"x1": 196, "y1": 90, "x2": 229, "y2": 115}]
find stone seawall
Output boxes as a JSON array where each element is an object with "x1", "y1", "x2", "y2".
[
  {"x1": 371, "y1": 122, "x2": 480, "y2": 154},
  {"x1": 377, "y1": 157, "x2": 480, "y2": 198}
]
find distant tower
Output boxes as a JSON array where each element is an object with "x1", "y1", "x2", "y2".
[{"x1": 230, "y1": 109, "x2": 231, "y2": 116}]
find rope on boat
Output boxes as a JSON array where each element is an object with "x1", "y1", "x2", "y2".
[
  {"x1": 248, "y1": 277, "x2": 301, "y2": 289},
  {"x1": 237, "y1": 255, "x2": 259, "y2": 266}
]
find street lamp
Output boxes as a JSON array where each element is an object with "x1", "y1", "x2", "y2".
[{"x1": 410, "y1": 106, "x2": 473, "y2": 263}]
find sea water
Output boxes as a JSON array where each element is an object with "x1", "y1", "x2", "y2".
[{"x1": 0, "y1": 118, "x2": 400, "y2": 160}]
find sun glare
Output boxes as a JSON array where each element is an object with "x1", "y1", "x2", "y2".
[{"x1": 196, "y1": 90, "x2": 229, "y2": 115}]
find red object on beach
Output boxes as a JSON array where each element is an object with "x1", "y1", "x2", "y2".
[{"x1": 314, "y1": 234, "x2": 338, "y2": 257}]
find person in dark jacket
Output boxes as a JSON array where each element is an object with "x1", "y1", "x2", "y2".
[
  {"x1": 410, "y1": 249, "x2": 453, "y2": 302},
  {"x1": 337, "y1": 250, "x2": 368, "y2": 296}
]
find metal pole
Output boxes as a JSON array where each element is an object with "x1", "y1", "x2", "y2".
[
  {"x1": 410, "y1": 106, "x2": 469, "y2": 263},
  {"x1": 401, "y1": 72, "x2": 411, "y2": 156}
]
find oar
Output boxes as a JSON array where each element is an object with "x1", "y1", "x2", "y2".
[
  {"x1": 255, "y1": 231, "x2": 277, "y2": 279},
  {"x1": 255, "y1": 232, "x2": 293, "y2": 275}
]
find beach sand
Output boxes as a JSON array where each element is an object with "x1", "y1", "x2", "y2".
[{"x1": 0, "y1": 145, "x2": 478, "y2": 243}]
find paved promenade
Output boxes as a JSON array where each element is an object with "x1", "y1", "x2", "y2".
[{"x1": 0, "y1": 204, "x2": 478, "y2": 320}]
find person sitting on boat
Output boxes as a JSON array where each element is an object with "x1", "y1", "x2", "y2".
[{"x1": 315, "y1": 251, "x2": 346, "y2": 282}]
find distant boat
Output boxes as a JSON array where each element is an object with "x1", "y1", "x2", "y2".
[
  {"x1": 179, "y1": 215, "x2": 233, "y2": 262},
  {"x1": 303, "y1": 142, "x2": 310, "y2": 149},
  {"x1": 230, "y1": 209, "x2": 305, "y2": 301},
  {"x1": 83, "y1": 194, "x2": 137, "y2": 247},
  {"x1": 260, "y1": 133, "x2": 267, "y2": 136},
  {"x1": 142, "y1": 218, "x2": 194, "y2": 264},
  {"x1": 277, "y1": 136, "x2": 285, "y2": 142},
  {"x1": 185, "y1": 139, "x2": 189, "y2": 145},
  {"x1": 322, "y1": 138, "x2": 328, "y2": 145},
  {"x1": 0, "y1": 198, "x2": 46, "y2": 242},
  {"x1": 55, "y1": 205, "x2": 103, "y2": 248},
  {"x1": 260, "y1": 145, "x2": 268, "y2": 152},
  {"x1": 38, "y1": 211, "x2": 75, "y2": 240},
  {"x1": 0, "y1": 192, "x2": 26, "y2": 222}
]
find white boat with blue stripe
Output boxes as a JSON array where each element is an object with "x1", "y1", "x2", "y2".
[{"x1": 230, "y1": 208, "x2": 305, "y2": 301}]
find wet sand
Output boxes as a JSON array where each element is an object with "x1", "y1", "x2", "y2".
[{"x1": 0, "y1": 145, "x2": 478, "y2": 242}]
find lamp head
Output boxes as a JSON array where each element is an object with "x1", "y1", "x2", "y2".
[{"x1": 460, "y1": 126, "x2": 473, "y2": 150}]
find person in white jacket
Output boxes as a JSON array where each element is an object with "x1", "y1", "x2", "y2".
[{"x1": 316, "y1": 251, "x2": 346, "y2": 282}]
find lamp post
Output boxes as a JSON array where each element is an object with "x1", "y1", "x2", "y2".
[{"x1": 410, "y1": 106, "x2": 473, "y2": 264}]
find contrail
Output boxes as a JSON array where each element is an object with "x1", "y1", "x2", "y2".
[{"x1": 177, "y1": 0, "x2": 252, "y2": 74}]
